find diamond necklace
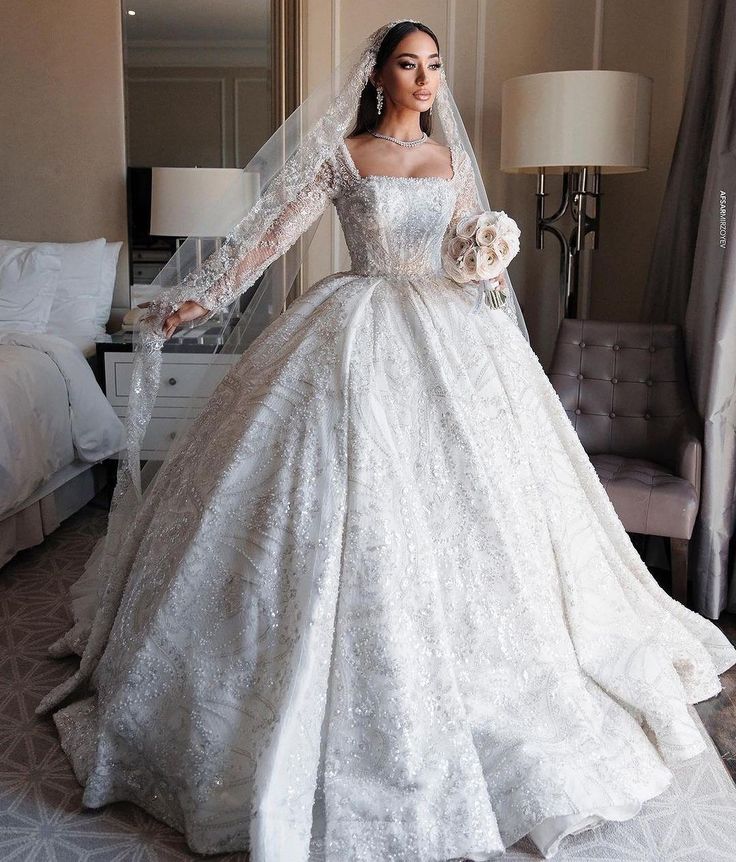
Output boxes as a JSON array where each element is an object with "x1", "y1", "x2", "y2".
[{"x1": 369, "y1": 129, "x2": 428, "y2": 148}]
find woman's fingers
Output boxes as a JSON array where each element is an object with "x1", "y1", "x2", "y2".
[
  {"x1": 163, "y1": 302, "x2": 207, "y2": 339},
  {"x1": 163, "y1": 312, "x2": 180, "y2": 339},
  {"x1": 138, "y1": 300, "x2": 207, "y2": 340}
]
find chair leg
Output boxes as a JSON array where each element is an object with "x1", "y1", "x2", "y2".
[{"x1": 670, "y1": 537, "x2": 689, "y2": 605}]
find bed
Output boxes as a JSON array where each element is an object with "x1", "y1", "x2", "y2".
[{"x1": 0, "y1": 238, "x2": 126, "y2": 568}]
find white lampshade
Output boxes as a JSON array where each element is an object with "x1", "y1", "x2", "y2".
[
  {"x1": 501, "y1": 70, "x2": 652, "y2": 174},
  {"x1": 150, "y1": 167, "x2": 260, "y2": 237}
]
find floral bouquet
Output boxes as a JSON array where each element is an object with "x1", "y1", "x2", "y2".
[{"x1": 442, "y1": 210, "x2": 521, "y2": 311}]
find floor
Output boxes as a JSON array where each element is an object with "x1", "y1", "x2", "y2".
[
  {"x1": 679, "y1": 592, "x2": 736, "y2": 781},
  {"x1": 627, "y1": 531, "x2": 736, "y2": 784},
  {"x1": 1, "y1": 489, "x2": 735, "y2": 860}
]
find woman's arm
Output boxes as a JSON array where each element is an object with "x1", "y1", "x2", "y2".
[
  {"x1": 145, "y1": 156, "x2": 340, "y2": 339},
  {"x1": 446, "y1": 148, "x2": 510, "y2": 293},
  {"x1": 448, "y1": 147, "x2": 482, "y2": 235}
]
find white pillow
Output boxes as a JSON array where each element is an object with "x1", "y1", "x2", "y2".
[
  {"x1": 5, "y1": 238, "x2": 121, "y2": 337},
  {"x1": 0, "y1": 242, "x2": 61, "y2": 332},
  {"x1": 45, "y1": 238, "x2": 107, "y2": 339},
  {"x1": 96, "y1": 241, "x2": 123, "y2": 332}
]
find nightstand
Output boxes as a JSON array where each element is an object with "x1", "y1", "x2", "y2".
[{"x1": 97, "y1": 321, "x2": 242, "y2": 460}]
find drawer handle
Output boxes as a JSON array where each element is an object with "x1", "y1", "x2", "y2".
[{"x1": 168, "y1": 377, "x2": 177, "y2": 386}]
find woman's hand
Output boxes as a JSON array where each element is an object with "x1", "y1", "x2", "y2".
[
  {"x1": 161, "y1": 300, "x2": 209, "y2": 339},
  {"x1": 139, "y1": 300, "x2": 210, "y2": 340}
]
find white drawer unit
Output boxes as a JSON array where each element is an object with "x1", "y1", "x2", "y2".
[{"x1": 104, "y1": 351, "x2": 241, "y2": 459}]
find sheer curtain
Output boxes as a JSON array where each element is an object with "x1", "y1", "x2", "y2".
[{"x1": 641, "y1": 0, "x2": 736, "y2": 618}]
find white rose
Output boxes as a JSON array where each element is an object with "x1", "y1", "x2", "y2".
[
  {"x1": 462, "y1": 247, "x2": 478, "y2": 280},
  {"x1": 492, "y1": 236, "x2": 510, "y2": 261},
  {"x1": 442, "y1": 238, "x2": 468, "y2": 282},
  {"x1": 504, "y1": 231, "x2": 521, "y2": 258},
  {"x1": 475, "y1": 224, "x2": 498, "y2": 247},
  {"x1": 476, "y1": 245, "x2": 504, "y2": 280},
  {"x1": 492, "y1": 232, "x2": 520, "y2": 265},
  {"x1": 448, "y1": 235, "x2": 472, "y2": 261},
  {"x1": 456, "y1": 212, "x2": 483, "y2": 239},
  {"x1": 495, "y1": 213, "x2": 521, "y2": 241}
]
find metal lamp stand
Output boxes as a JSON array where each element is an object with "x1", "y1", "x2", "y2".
[{"x1": 535, "y1": 166, "x2": 602, "y2": 321}]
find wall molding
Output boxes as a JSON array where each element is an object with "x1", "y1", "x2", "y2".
[
  {"x1": 445, "y1": 0, "x2": 457, "y2": 89},
  {"x1": 126, "y1": 41, "x2": 268, "y2": 68},
  {"x1": 127, "y1": 75, "x2": 227, "y2": 166},
  {"x1": 331, "y1": 0, "x2": 342, "y2": 273},
  {"x1": 234, "y1": 74, "x2": 270, "y2": 166},
  {"x1": 473, "y1": 0, "x2": 486, "y2": 156}
]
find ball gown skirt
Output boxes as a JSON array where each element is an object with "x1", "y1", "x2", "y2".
[{"x1": 35, "y1": 149, "x2": 736, "y2": 861}]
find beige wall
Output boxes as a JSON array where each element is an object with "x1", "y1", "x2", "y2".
[
  {"x1": 0, "y1": 1, "x2": 700, "y2": 351},
  {"x1": 0, "y1": 0, "x2": 129, "y2": 321},
  {"x1": 125, "y1": 67, "x2": 271, "y2": 170},
  {"x1": 303, "y1": 0, "x2": 701, "y2": 368},
  {"x1": 479, "y1": 0, "x2": 596, "y2": 362},
  {"x1": 592, "y1": 0, "x2": 698, "y2": 326}
]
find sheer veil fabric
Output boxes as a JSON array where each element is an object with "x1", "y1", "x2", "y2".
[
  {"x1": 33, "y1": 18, "x2": 736, "y2": 862},
  {"x1": 35, "y1": 19, "x2": 528, "y2": 715}
]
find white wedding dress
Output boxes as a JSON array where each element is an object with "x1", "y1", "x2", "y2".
[{"x1": 39, "y1": 138, "x2": 736, "y2": 861}]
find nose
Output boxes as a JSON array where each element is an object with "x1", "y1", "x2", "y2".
[{"x1": 416, "y1": 66, "x2": 427, "y2": 84}]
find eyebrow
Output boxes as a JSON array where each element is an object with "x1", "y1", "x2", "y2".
[{"x1": 395, "y1": 52, "x2": 440, "y2": 59}]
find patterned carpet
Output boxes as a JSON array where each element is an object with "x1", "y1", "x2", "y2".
[{"x1": 2, "y1": 493, "x2": 736, "y2": 860}]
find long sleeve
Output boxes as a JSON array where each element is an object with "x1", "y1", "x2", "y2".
[
  {"x1": 446, "y1": 146, "x2": 521, "y2": 321},
  {"x1": 150, "y1": 155, "x2": 342, "y2": 326},
  {"x1": 448, "y1": 146, "x2": 483, "y2": 235}
]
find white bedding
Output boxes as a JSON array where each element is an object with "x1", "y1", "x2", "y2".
[
  {"x1": 60, "y1": 334, "x2": 99, "y2": 358},
  {"x1": 0, "y1": 332, "x2": 124, "y2": 516}
]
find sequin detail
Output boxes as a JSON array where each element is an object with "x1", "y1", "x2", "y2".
[{"x1": 39, "y1": 134, "x2": 736, "y2": 862}]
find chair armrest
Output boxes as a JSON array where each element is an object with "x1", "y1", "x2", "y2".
[{"x1": 674, "y1": 408, "x2": 703, "y2": 497}]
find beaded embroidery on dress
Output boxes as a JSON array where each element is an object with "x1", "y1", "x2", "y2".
[{"x1": 37, "y1": 139, "x2": 736, "y2": 861}]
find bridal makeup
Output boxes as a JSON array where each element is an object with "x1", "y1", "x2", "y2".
[{"x1": 372, "y1": 29, "x2": 443, "y2": 114}]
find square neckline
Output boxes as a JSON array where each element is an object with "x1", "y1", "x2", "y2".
[{"x1": 339, "y1": 138, "x2": 456, "y2": 184}]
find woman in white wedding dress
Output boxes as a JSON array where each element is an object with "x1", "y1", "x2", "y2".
[{"x1": 36, "y1": 19, "x2": 736, "y2": 862}]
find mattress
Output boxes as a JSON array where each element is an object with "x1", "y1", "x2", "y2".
[{"x1": 0, "y1": 331, "x2": 123, "y2": 516}]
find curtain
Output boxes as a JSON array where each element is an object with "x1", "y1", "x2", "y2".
[{"x1": 641, "y1": 0, "x2": 736, "y2": 618}]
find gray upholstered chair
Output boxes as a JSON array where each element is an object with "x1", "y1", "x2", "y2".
[{"x1": 548, "y1": 319, "x2": 702, "y2": 605}]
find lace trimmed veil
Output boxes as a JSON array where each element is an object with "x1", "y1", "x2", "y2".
[{"x1": 36, "y1": 19, "x2": 529, "y2": 717}]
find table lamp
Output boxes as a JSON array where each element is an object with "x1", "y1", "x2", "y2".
[
  {"x1": 150, "y1": 167, "x2": 260, "y2": 316},
  {"x1": 501, "y1": 70, "x2": 652, "y2": 322}
]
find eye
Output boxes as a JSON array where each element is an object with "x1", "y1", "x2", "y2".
[{"x1": 398, "y1": 61, "x2": 443, "y2": 70}]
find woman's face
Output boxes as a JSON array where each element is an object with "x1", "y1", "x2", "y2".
[{"x1": 373, "y1": 30, "x2": 443, "y2": 114}]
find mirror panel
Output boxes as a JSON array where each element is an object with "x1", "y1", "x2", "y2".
[{"x1": 121, "y1": 0, "x2": 288, "y2": 288}]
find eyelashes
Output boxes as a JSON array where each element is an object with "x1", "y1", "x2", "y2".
[{"x1": 398, "y1": 62, "x2": 443, "y2": 70}]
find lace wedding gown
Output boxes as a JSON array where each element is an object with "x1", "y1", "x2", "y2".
[{"x1": 38, "y1": 138, "x2": 736, "y2": 861}]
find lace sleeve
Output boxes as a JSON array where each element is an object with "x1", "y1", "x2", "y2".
[
  {"x1": 449, "y1": 146, "x2": 482, "y2": 233},
  {"x1": 151, "y1": 155, "x2": 342, "y2": 325},
  {"x1": 447, "y1": 146, "x2": 522, "y2": 322}
]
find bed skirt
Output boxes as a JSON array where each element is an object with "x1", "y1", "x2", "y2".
[{"x1": 0, "y1": 461, "x2": 107, "y2": 569}]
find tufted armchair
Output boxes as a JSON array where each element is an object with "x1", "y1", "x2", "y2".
[{"x1": 547, "y1": 319, "x2": 702, "y2": 606}]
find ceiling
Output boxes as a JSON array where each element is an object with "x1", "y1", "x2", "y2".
[{"x1": 122, "y1": 0, "x2": 270, "y2": 42}]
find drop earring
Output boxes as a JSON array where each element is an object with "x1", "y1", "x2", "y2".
[{"x1": 376, "y1": 84, "x2": 384, "y2": 115}]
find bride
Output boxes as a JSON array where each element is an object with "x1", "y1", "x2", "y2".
[{"x1": 36, "y1": 19, "x2": 736, "y2": 861}]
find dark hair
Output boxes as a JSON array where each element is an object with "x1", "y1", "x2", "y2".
[{"x1": 348, "y1": 21, "x2": 441, "y2": 138}]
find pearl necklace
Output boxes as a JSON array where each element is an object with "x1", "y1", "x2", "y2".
[{"x1": 369, "y1": 129, "x2": 428, "y2": 148}]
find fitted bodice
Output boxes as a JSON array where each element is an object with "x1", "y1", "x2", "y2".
[{"x1": 334, "y1": 140, "x2": 459, "y2": 278}]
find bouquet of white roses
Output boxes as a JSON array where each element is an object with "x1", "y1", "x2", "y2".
[{"x1": 442, "y1": 210, "x2": 521, "y2": 310}]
